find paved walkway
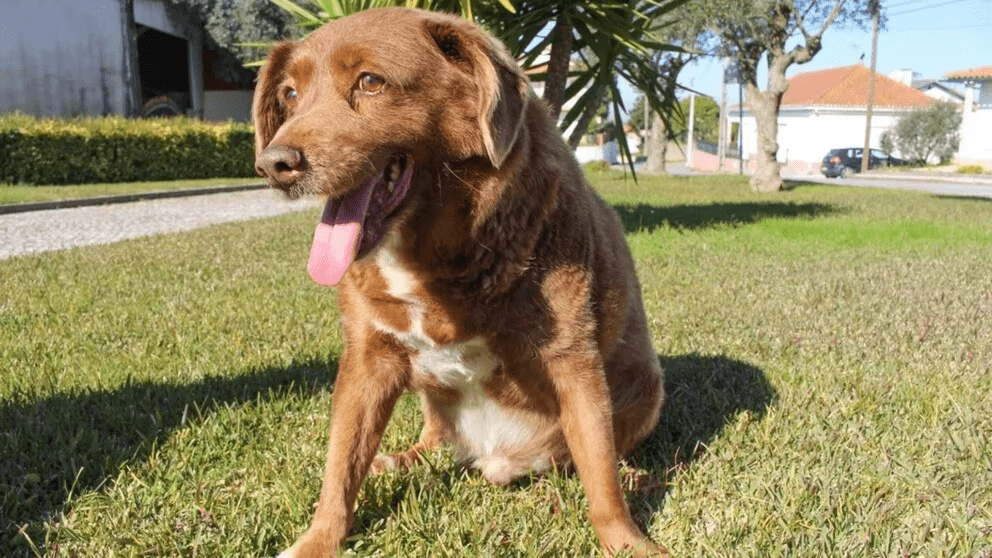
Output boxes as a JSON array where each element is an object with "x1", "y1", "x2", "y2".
[
  {"x1": 4, "y1": 165, "x2": 990, "y2": 261},
  {"x1": 0, "y1": 189, "x2": 317, "y2": 260}
]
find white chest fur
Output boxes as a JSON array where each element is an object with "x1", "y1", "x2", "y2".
[{"x1": 372, "y1": 242, "x2": 542, "y2": 482}]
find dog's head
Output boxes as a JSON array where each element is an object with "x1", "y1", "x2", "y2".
[
  {"x1": 252, "y1": 8, "x2": 529, "y2": 284},
  {"x1": 252, "y1": 8, "x2": 531, "y2": 198}
]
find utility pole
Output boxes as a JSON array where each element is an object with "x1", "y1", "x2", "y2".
[
  {"x1": 718, "y1": 61, "x2": 729, "y2": 170},
  {"x1": 686, "y1": 94, "x2": 696, "y2": 169},
  {"x1": 862, "y1": 0, "x2": 881, "y2": 173},
  {"x1": 642, "y1": 92, "x2": 649, "y2": 142},
  {"x1": 738, "y1": 82, "x2": 744, "y2": 175}
]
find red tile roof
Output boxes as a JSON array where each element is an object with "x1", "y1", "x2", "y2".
[
  {"x1": 782, "y1": 64, "x2": 933, "y2": 108},
  {"x1": 945, "y1": 66, "x2": 992, "y2": 80}
]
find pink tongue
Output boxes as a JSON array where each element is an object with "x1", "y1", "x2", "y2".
[{"x1": 307, "y1": 177, "x2": 378, "y2": 286}]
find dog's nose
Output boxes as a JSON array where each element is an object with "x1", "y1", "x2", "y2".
[{"x1": 255, "y1": 144, "x2": 306, "y2": 188}]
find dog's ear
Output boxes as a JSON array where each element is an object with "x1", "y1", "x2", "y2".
[
  {"x1": 252, "y1": 41, "x2": 296, "y2": 155},
  {"x1": 425, "y1": 19, "x2": 529, "y2": 168}
]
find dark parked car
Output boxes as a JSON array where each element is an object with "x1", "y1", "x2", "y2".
[{"x1": 820, "y1": 148, "x2": 907, "y2": 178}]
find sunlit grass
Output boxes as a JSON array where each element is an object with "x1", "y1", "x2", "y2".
[{"x1": 2, "y1": 172, "x2": 990, "y2": 556}]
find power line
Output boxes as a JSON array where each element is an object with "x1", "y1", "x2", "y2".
[
  {"x1": 886, "y1": 0, "x2": 933, "y2": 8},
  {"x1": 889, "y1": 0, "x2": 967, "y2": 17},
  {"x1": 888, "y1": 23, "x2": 990, "y2": 30},
  {"x1": 886, "y1": 0, "x2": 931, "y2": 9}
]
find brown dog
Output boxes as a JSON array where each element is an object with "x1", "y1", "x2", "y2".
[{"x1": 253, "y1": 8, "x2": 666, "y2": 557}]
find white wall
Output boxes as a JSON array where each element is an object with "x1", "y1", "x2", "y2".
[
  {"x1": 0, "y1": 0, "x2": 128, "y2": 116},
  {"x1": 732, "y1": 105, "x2": 914, "y2": 163},
  {"x1": 920, "y1": 85, "x2": 962, "y2": 104},
  {"x1": 203, "y1": 90, "x2": 253, "y2": 122},
  {"x1": 957, "y1": 82, "x2": 992, "y2": 162},
  {"x1": 0, "y1": 0, "x2": 204, "y2": 118}
]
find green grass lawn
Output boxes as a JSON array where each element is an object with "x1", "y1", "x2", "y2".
[
  {"x1": 0, "y1": 178, "x2": 262, "y2": 205},
  {"x1": 2, "y1": 173, "x2": 990, "y2": 557}
]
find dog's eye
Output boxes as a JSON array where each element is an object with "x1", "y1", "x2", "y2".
[
  {"x1": 282, "y1": 87, "x2": 298, "y2": 104},
  {"x1": 358, "y1": 73, "x2": 385, "y2": 94}
]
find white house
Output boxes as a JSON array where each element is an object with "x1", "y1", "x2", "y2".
[
  {"x1": 524, "y1": 54, "x2": 607, "y2": 163},
  {"x1": 727, "y1": 64, "x2": 933, "y2": 171},
  {"x1": 912, "y1": 80, "x2": 965, "y2": 104},
  {"x1": 1, "y1": 0, "x2": 253, "y2": 121},
  {"x1": 945, "y1": 66, "x2": 992, "y2": 166},
  {"x1": 889, "y1": 69, "x2": 965, "y2": 104}
]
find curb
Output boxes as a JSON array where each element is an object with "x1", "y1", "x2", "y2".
[
  {"x1": 857, "y1": 172, "x2": 992, "y2": 186},
  {"x1": 0, "y1": 183, "x2": 268, "y2": 216},
  {"x1": 780, "y1": 170, "x2": 992, "y2": 185}
]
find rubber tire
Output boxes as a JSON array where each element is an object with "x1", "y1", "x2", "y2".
[{"x1": 141, "y1": 96, "x2": 183, "y2": 118}]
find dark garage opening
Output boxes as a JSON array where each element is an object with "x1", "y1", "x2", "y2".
[{"x1": 136, "y1": 25, "x2": 191, "y2": 117}]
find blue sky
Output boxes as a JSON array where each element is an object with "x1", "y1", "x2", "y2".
[{"x1": 646, "y1": 0, "x2": 992, "y2": 104}]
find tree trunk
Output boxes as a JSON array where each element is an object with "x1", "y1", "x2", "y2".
[
  {"x1": 566, "y1": 83, "x2": 607, "y2": 149},
  {"x1": 543, "y1": 16, "x2": 573, "y2": 123},
  {"x1": 745, "y1": 50, "x2": 793, "y2": 192},
  {"x1": 645, "y1": 112, "x2": 668, "y2": 174},
  {"x1": 746, "y1": 83, "x2": 784, "y2": 191}
]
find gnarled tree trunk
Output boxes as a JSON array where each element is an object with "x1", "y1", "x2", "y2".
[
  {"x1": 644, "y1": 112, "x2": 668, "y2": 174},
  {"x1": 566, "y1": 83, "x2": 607, "y2": 149},
  {"x1": 745, "y1": 83, "x2": 785, "y2": 192},
  {"x1": 543, "y1": 15, "x2": 572, "y2": 123}
]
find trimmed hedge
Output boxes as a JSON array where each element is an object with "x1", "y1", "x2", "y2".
[{"x1": 0, "y1": 114, "x2": 256, "y2": 185}]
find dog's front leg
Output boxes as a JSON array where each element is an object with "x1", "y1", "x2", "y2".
[
  {"x1": 549, "y1": 353, "x2": 668, "y2": 558},
  {"x1": 279, "y1": 334, "x2": 409, "y2": 558}
]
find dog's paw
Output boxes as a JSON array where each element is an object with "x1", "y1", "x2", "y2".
[
  {"x1": 606, "y1": 538, "x2": 670, "y2": 558},
  {"x1": 369, "y1": 450, "x2": 420, "y2": 474},
  {"x1": 604, "y1": 539, "x2": 669, "y2": 558},
  {"x1": 625, "y1": 540, "x2": 669, "y2": 558},
  {"x1": 275, "y1": 529, "x2": 340, "y2": 558},
  {"x1": 597, "y1": 521, "x2": 669, "y2": 558}
]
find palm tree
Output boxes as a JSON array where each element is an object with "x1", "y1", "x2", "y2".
[
  {"x1": 268, "y1": 0, "x2": 512, "y2": 22},
  {"x1": 267, "y1": 0, "x2": 685, "y2": 172},
  {"x1": 485, "y1": 1, "x2": 685, "y2": 158}
]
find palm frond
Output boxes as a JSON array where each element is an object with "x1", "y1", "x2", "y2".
[{"x1": 259, "y1": 0, "x2": 686, "y2": 177}]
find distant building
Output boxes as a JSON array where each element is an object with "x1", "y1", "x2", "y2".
[
  {"x1": 945, "y1": 66, "x2": 992, "y2": 166},
  {"x1": 911, "y1": 79, "x2": 965, "y2": 104},
  {"x1": 728, "y1": 64, "x2": 934, "y2": 168},
  {"x1": 1, "y1": 0, "x2": 253, "y2": 121},
  {"x1": 889, "y1": 69, "x2": 965, "y2": 104}
]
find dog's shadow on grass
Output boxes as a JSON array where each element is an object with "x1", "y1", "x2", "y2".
[
  {"x1": 613, "y1": 201, "x2": 837, "y2": 233},
  {"x1": 4, "y1": 351, "x2": 774, "y2": 552},
  {"x1": 626, "y1": 353, "x2": 777, "y2": 505},
  {"x1": 0, "y1": 357, "x2": 337, "y2": 553}
]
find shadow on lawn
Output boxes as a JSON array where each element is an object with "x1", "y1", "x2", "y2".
[
  {"x1": 3, "y1": 351, "x2": 774, "y2": 554},
  {"x1": 625, "y1": 354, "x2": 777, "y2": 509},
  {"x1": 613, "y1": 201, "x2": 837, "y2": 233},
  {"x1": 935, "y1": 194, "x2": 992, "y2": 203},
  {"x1": 0, "y1": 357, "x2": 337, "y2": 556}
]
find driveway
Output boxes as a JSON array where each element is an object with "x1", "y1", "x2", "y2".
[
  {"x1": 789, "y1": 173, "x2": 992, "y2": 200},
  {"x1": 4, "y1": 167, "x2": 989, "y2": 261},
  {"x1": 655, "y1": 162, "x2": 992, "y2": 200},
  {"x1": 0, "y1": 189, "x2": 317, "y2": 260}
]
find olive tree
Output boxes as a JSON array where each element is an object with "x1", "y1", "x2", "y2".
[
  {"x1": 891, "y1": 102, "x2": 961, "y2": 166},
  {"x1": 684, "y1": 0, "x2": 877, "y2": 191}
]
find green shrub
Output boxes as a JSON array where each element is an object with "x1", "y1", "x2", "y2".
[
  {"x1": 956, "y1": 164, "x2": 987, "y2": 175},
  {"x1": 890, "y1": 102, "x2": 961, "y2": 166},
  {"x1": 0, "y1": 114, "x2": 256, "y2": 185},
  {"x1": 583, "y1": 160, "x2": 612, "y2": 173}
]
